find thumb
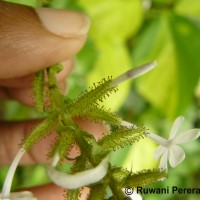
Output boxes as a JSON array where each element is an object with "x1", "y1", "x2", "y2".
[{"x1": 0, "y1": 1, "x2": 90, "y2": 79}]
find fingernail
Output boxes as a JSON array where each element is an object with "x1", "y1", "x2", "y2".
[{"x1": 35, "y1": 8, "x2": 90, "y2": 37}]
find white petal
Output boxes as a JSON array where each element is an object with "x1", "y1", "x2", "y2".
[
  {"x1": 147, "y1": 132, "x2": 169, "y2": 147},
  {"x1": 46, "y1": 156, "x2": 109, "y2": 189},
  {"x1": 110, "y1": 61, "x2": 157, "y2": 86},
  {"x1": 158, "y1": 150, "x2": 168, "y2": 170},
  {"x1": 169, "y1": 145, "x2": 185, "y2": 168},
  {"x1": 173, "y1": 129, "x2": 200, "y2": 144},
  {"x1": 169, "y1": 116, "x2": 184, "y2": 140},
  {"x1": 154, "y1": 145, "x2": 166, "y2": 160}
]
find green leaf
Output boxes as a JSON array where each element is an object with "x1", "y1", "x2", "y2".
[
  {"x1": 78, "y1": 0, "x2": 143, "y2": 40},
  {"x1": 152, "y1": 0, "x2": 179, "y2": 7},
  {"x1": 49, "y1": 0, "x2": 82, "y2": 10},
  {"x1": 76, "y1": 39, "x2": 98, "y2": 72},
  {"x1": 175, "y1": 0, "x2": 200, "y2": 19},
  {"x1": 4, "y1": 0, "x2": 37, "y2": 7},
  {"x1": 123, "y1": 137, "x2": 157, "y2": 171},
  {"x1": 132, "y1": 12, "x2": 200, "y2": 118}
]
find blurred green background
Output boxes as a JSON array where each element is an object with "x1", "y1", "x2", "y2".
[{"x1": 0, "y1": 0, "x2": 200, "y2": 199}]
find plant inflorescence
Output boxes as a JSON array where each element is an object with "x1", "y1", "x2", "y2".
[{"x1": 2, "y1": 62, "x2": 168, "y2": 200}]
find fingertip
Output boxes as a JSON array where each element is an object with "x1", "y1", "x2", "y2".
[
  {"x1": 5, "y1": 79, "x2": 67, "y2": 107},
  {"x1": 35, "y1": 8, "x2": 91, "y2": 37}
]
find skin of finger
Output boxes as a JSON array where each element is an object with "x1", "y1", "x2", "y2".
[
  {"x1": 0, "y1": 58, "x2": 73, "y2": 105},
  {"x1": 67, "y1": 118, "x2": 108, "y2": 160},
  {"x1": 0, "y1": 118, "x2": 107, "y2": 165},
  {"x1": 2, "y1": 79, "x2": 67, "y2": 106},
  {"x1": 0, "y1": 120, "x2": 52, "y2": 166},
  {"x1": 28, "y1": 184, "x2": 90, "y2": 200},
  {"x1": 74, "y1": 117, "x2": 107, "y2": 140},
  {"x1": 29, "y1": 184, "x2": 64, "y2": 200},
  {"x1": 0, "y1": 58, "x2": 74, "y2": 88},
  {"x1": 0, "y1": 2, "x2": 86, "y2": 79}
]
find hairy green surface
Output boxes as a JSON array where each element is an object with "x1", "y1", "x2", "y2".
[
  {"x1": 67, "y1": 189, "x2": 80, "y2": 200},
  {"x1": 22, "y1": 114, "x2": 57, "y2": 150},
  {"x1": 99, "y1": 126, "x2": 147, "y2": 151},
  {"x1": 81, "y1": 106, "x2": 121, "y2": 125},
  {"x1": 123, "y1": 169, "x2": 167, "y2": 188},
  {"x1": 88, "y1": 185, "x2": 106, "y2": 200},
  {"x1": 67, "y1": 77, "x2": 118, "y2": 116}
]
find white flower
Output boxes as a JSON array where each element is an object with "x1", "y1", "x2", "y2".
[
  {"x1": 46, "y1": 155, "x2": 109, "y2": 189},
  {"x1": 147, "y1": 116, "x2": 200, "y2": 170},
  {"x1": 110, "y1": 61, "x2": 157, "y2": 87}
]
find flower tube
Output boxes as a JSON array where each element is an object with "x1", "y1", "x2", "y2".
[
  {"x1": 46, "y1": 155, "x2": 109, "y2": 189},
  {"x1": 1, "y1": 148, "x2": 25, "y2": 199},
  {"x1": 110, "y1": 61, "x2": 157, "y2": 87}
]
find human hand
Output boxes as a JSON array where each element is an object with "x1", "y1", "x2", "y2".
[{"x1": 0, "y1": 1, "x2": 106, "y2": 199}]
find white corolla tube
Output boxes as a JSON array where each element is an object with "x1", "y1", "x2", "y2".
[
  {"x1": 110, "y1": 61, "x2": 157, "y2": 87},
  {"x1": 0, "y1": 191, "x2": 37, "y2": 200},
  {"x1": 46, "y1": 155, "x2": 109, "y2": 189},
  {"x1": 1, "y1": 148, "x2": 25, "y2": 199}
]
